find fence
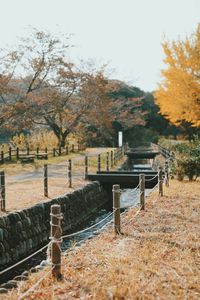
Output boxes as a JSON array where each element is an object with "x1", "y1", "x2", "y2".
[
  {"x1": 0, "y1": 165, "x2": 168, "y2": 298},
  {"x1": 151, "y1": 143, "x2": 175, "y2": 177},
  {"x1": 0, "y1": 147, "x2": 125, "y2": 212},
  {"x1": 0, "y1": 144, "x2": 85, "y2": 165}
]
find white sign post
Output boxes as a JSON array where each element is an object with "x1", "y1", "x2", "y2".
[{"x1": 118, "y1": 131, "x2": 123, "y2": 147}]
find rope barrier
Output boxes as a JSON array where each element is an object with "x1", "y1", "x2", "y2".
[
  {"x1": 146, "y1": 183, "x2": 159, "y2": 198},
  {"x1": 120, "y1": 181, "x2": 141, "y2": 193},
  {"x1": 3, "y1": 173, "x2": 161, "y2": 298},
  {"x1": 62, "y1": 211, "x2": 113, "y2": 240},
  {"x1": 18, "y1": 267, "x2": 53, "y2": 299},
  {"x1": 145, "y1": 174, "x2": 158, "y2": 182},
  {"x1": 0, "y1": 243, "x2": 49, "y2": 276},
  {"x1": 121, "y1": 205, "x2": 142, "y2": 227}
]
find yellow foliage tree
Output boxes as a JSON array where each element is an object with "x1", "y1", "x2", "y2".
[{"x1": 155, "y1": 24, "x2": 200, "y2": 128}]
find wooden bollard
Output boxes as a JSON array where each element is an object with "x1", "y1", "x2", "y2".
[
  {"x1": 112, "y1": 184, "x2": 121, "y2": 234},
  {"x1": 68, "y1": 159, "x2": 72, "y2": 188},
  {"x1": 98, "y1": 154, "x2": 101, "y2": 172},
  {"x1": 9, "y1": 147, "x2": 12, "y2": 161},
  {"x1": 119, "y1": 148, "x2": 121, "y2": 159},
  {"x1": 121, "y1": 145, "x2": 124, "y2": 157},
  {"x1": 158, "y1": 167, "x2": 163, "y2": 196},
  {"x1": 44, "y1": 164, "x2": 48, "y2": 197},
  {"x1": 139, "y1": 174, "x2": 145, "y2": 210},
  {"x1": 71, "y1": 144, "x2": 74, "y2": 153},
  {"x1": 36, "y1": 147, "x2": 39, "y2": 154},
  {"x1": 115, "y1": 149, "x2": 118, "y2": 163},
  {"x1": 164, "y1": 161, "x2": 169, "y2": 187},
  {"x1": 50, "y1": 204, "x2": 62, "y2": 280},
  {"x1": 117, "y1": 148, "x2": 119, "y2": 161},
  {"x1": 0, "y1": 170, "x2": 5, "y2": 211},
  {"x1": 84, "y1": 156, "x2": 88, "y2": 180},
  {"x1": 27, "y1": 147, "x2": 29, "y2": 155},
  {"x1": 106, "y1": 152, "x2": 109, "y2": 171},
  {"x1": 59, "y1": 147, "x2": 61, "y2": 156},
  {"x1": 53, "y1": 148, "x2": 56, "y2": 157},
  {"x1": 113, "y1": 150, "x2": 116, "y2": 165},
  {"x1": 125, "y1": 142, "x2": 128, "y2": 152},
  {"x1": 111, "y1": 151, "x2": 113, "y2": 168},
  {"x1": 1, "y1": 151, "x2": 4, "y2": 164},
  {"x1": 16, "y1": 147, "x2": 19, "y2": 160}
]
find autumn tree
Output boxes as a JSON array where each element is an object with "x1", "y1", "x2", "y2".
[
  {"x1": 0, "y1": 29, "x2": 113, "y2": 146},
  {"x1": 155, "y1": 24, "x2": 200, "y2": 136}
]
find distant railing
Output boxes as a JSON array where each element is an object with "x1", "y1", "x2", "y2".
[
  {"x1": 0, "y1": 146, "x2": 125, "y2": 212},
  {"x1": 0, "y1": 144, "x2": 85, "y2": 164}
]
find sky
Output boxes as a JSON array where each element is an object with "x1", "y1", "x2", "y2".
[{"x1": 0, "y1": 0, "x2": 199, "y2": 91}]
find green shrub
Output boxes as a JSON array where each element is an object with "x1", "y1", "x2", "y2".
[{"x1": 171, "y1": 139, "x2": 200, "y2": 181}]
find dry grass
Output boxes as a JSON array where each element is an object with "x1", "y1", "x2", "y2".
[
  {"x1": 2, "y1": 179, "x2": 200, "y2": 299},
  {"x1": 0, "y1": 147, "x2": 123, "y2": 216}
]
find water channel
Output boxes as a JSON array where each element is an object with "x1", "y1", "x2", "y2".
[{"x1": 0, "y1": 162, "x2": 156, "y2": 285}]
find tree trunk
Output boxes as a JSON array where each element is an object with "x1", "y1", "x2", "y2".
[
  {"x1": 46, "y1": 119, "x2": 70, "y2": 148},
  {"x1": 55, "y1": 130, "x2": 70, "y2": 147}
]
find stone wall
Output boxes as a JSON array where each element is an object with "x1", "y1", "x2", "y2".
[{"x1": 0, "y1": 181, "x2": 109, "y2": 271}]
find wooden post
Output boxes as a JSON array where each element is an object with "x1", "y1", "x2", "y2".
[
  {"x1": 112, "y1": 184, "x2": 121, "y2": 234},
  {"x1": 106, "y1": 152, "x2": 109, "y2": 171},
  {"x1": 115, "y1": 150, "x2": 117, "y2": 164},
  {"x1": 71, "y1": 144, "x2": 74, "y2": 153},
  {"x1": 50, "y1": 204, "x2": 62, "y2": 280},
  {"x1": 68, "y1": 159, "x2": 72, "y2": 188},
  {"x1": 53, "y1": 148, "x2": 56, "y2": 157},
  {"x1": 116, "y1": 148, "x2": 119, "y2": 162},
  {"x1": 139, "y1": 174, "x2": 145, "y2": 210},
  {"x1": 120, "y1": 147, "x2": 122, "y2": 159},
  {"x1": 164, "y1": 161, "x2": 169, "y2": 187},
  {"x1": 158, "y1": 167, "x2": 163, "y2": 196},
  {"x1": 1, "y1": 151, "x2": 4, "y2": 164},
  {"x1": 98, "y1": 154, "x2": 101, "y2": 172},
  {"x1": 111, "y1": 151, "x2": 113, "y2": 168},
  {"x1": 113, "y1": 150, "x2": 116, "y2": 165},
  {"x1": 0, "y1": 171, "x2": 5, "y2": 211},
  {"x1": 9, "y1": 147, "x2": 12, "y2": 161},
  {"x1": 16, "y1": 147, "x2": 19, "y2": 160},
  {"x1": 84, "y1": 156, "x2": 88, "y2": 180},
  {"x1": 44, "y1": 164, "x2": 48, "y2": 197},
  {"x1": 36, "y1": 147, "x2": 39, "y2": 154},
  {"x1": 59, "y1": 147, "x2": 61, "y2": 156},
  {"x1": 65, "y1": 146, "x2": 68, "y2": 155},
  {"x1": 125, "y1": 142, "x2": 128, "y2": 152},
  {"x1": 27, "y1": 147, "x2": 29, "y2": 155},
  {"x1": 45, "y1": 147, "x2": 48, "y2": 160}
]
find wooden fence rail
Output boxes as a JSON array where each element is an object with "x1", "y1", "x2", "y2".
[
  {"x1": 0, "y1": 147, "x2": 126, "y2": 211},
  {"x1": 0, "y1": 144, "x2": 84, "y2": 164}
]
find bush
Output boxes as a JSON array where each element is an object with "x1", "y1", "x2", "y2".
[
  {"x1": 169, "y1": 138, "x2": 200, "y2": 181},
  {"x1": 11, "y1": 131, "x2": 80, "y2": 149}
]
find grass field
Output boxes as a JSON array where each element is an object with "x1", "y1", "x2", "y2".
[{"x1": 2, "y1": 179, "x2": 200, "y2": 299}]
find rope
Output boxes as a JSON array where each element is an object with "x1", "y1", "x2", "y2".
[
  {"x1": 146, "y1": 183, "x2": 159, "y2": 197},
  {"x1": 120, "y1": 181, "x2": 141, "y2": 193},
  {"x1": 145, "y1": 174, "x2": 158, "y2": 182},
  {"x1": 62, "y1": 211, "x2": 113, "y2": 239},
  {"x1": 18, "y1": 267, "x2": 53, "y2": 299},
  {"x1": 0, "y1": 243, "x2": 49, "y2": 276},
  {"x1": 121, "y1": 204, "x2": 142, "y2": 227}
]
